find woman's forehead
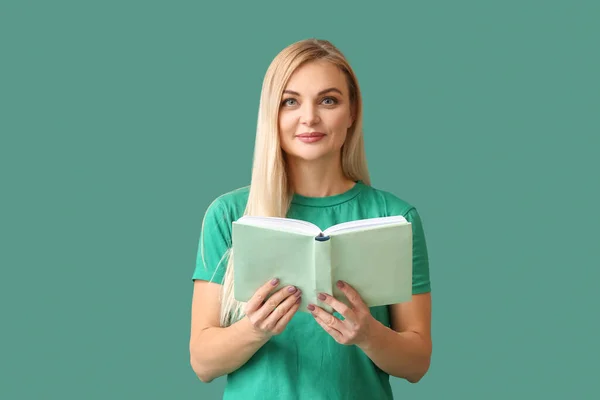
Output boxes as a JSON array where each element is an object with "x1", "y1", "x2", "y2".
[{"x1": 284, "y1": 61, "x2": 347, "y2": 95}]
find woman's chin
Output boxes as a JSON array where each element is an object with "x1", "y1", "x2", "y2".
[{"x1": 283, "y1": 148, "x2": 339, "y2": 164}]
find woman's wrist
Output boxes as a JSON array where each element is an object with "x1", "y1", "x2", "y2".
[
  {"x1": 355, "y1": 316, "x2": 384, "y2": 351},
  {"x1": 235, "y1": 315, "x2": 271, "y2": 344}
]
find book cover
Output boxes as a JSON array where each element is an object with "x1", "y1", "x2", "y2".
[{"x1": 232, "y1": 216, "x2": 413, "y2": 313}]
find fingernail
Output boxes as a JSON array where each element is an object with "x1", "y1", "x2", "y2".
[
  {"x1": 307, "y1": 304, "x2": 315, "y2": 311},
  {"x1": 337, "y1": 280, "x2": 344, "y2": 288},
  {"x1": 271, "y1": 278, "x2": 279, "y2": 286},
  {"x1": 294, "y1": 290, "x2": 302, "y2": 297},
  {"x1": 287, "y1": 286, "x2": 297, "y2": 293},
  {"x1": 296, "y1": 297, "x2": 301, "y2": 304},
  {"x1": 318, "y1": 293, "x2": 326, "y2": 301}
]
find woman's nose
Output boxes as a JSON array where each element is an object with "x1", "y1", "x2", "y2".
[{"x1": 300, "y1": 104, "x2": 320, "y2": 125}]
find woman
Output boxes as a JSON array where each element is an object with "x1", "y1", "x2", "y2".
[{"x1": 189, "y1": 38, "x2": 432, "y2": 399}]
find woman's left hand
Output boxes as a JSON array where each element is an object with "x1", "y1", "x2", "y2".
[{"x1": 308, "y1": 280, "x2": 378, "y2": 347}]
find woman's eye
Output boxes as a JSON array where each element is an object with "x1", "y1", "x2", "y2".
[{"x1": 281, "y1": 97, "x2": 337, "y2": 107}]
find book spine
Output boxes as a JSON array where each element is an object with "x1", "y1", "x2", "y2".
[{"x1": 314, "y1": 235, "x2": 333, "y2": 313}]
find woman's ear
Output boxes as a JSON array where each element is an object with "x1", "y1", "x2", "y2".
[{"x1": 348, "y1": 108, "x2": 355, "y2": 129}]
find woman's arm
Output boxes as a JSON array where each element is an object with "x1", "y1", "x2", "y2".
[
  {"x1": 358, "y1": 293, "x2": 432, "y2": 383},
  {"x1": 189, "y1": 281, "x2": 265, "y2": 382},
  {"x1": 189, "y1": 279, "x2": 301, "y2": 382},
  {"x1": 309, "y1": 283, "x2": 432, "y2": 383}
]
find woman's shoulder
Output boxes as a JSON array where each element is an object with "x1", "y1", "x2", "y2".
[
  {"x1": 360, "y1": 182, "x2": 417, "y2": 217},
  {"x1": 204, "y1": 185, "x2": 250, "y2": 221}
]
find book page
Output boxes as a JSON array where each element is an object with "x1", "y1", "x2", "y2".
[
  {"x1": 235, "y1": 216, "x2": 320, "y2": 236},
  {"x1": 323, "y1": 215, "x2": 408, "y2": 235}
]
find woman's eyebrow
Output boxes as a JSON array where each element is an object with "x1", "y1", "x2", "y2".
[{"x1": 283, "y1": 87, "x2": 343, "y2": 96}]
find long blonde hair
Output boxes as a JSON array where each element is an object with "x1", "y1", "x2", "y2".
[{"x1": 218, "y1": 38, "x2": 371, "y2": 326}]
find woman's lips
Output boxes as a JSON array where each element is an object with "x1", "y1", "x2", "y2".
[{"x1": 296, "y1": 133, "x2": 325, "y2": 143}]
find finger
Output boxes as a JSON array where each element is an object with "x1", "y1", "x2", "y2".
[
  {"x1": 313, "y1": 315, "x2": 344, "y2": 343},
  {"x1": 246, "y1": 278, "x2": 281, "y2": 313},
  {"x1": 264, "y1": 291, "x2": 302, "y2": 332},
  {"x1": 317, "y1": 292, "x2": 358, "y2": 325},
  {"x1": 308, "y1": 304, "x2": 348, "y2": 335},
  {"x1": 261, "y1": 290, "x2": 301, "y2": 330},
  {"x1": 336, "y1": 280, "x2": 366, "y2": 310},
  {"x1": 255, "y1": 285, "x2": 298, "y2": 322},
  {"x1": 272, "y1": 299, "x2": 301, "y2": 334}
]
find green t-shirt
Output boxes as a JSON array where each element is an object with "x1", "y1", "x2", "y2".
[{"x1": 193, "y1": 181, "x2": 431, "y2": 399}]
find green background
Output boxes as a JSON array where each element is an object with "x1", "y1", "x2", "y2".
[{"x1": 2, "y1": 1, "x2": 598, "y2": 399}]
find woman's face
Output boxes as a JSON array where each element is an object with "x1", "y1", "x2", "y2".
[{"x1": 278, "y1": 60, "x2": 354, "y2": 163}]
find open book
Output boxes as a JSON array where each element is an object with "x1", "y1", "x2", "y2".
[{"x1": 232, "y1": 215, "x2": 413, "y2": 313}]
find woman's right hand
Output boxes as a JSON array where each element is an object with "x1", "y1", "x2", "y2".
[{"x1": 243, "y1": 278, "x2": 302, "y2": 340}]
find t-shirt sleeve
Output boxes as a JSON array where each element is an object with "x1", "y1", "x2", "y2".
[
  {"x1": 405, "y1": 207, "x2": 431, "y2": 294},
  {"x1": 192, "y1": 199, "x2": 232, "y2": 285}
]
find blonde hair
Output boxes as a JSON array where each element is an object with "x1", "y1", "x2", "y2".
[{"x1": 217, "y1": 38, "x2": 371, "y2": 326}]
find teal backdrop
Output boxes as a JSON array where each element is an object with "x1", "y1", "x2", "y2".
[{"x1": 2, "y1": 1, "x2": 598, "y2": 399}]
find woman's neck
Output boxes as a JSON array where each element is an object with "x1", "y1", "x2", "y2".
[{"x1": 286, "y1": 152, "x2": 356, "y2": 198}]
